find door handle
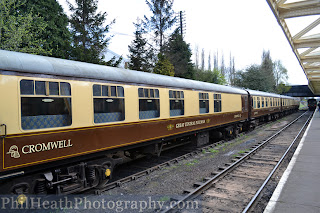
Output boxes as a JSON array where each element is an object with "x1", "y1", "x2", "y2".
[{"x1": 1, "y1": 124, "x2": 7, "y2": 139}]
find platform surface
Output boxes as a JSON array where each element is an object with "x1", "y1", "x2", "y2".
[{"x1": 264, "y1": 110, "x2": 320, "y2": 213}]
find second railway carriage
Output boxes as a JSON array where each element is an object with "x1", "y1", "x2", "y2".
[
  {"x1": 247, "y1": 89, "x2": 282, "y2": 123},
  {"x1": 281, "y1": 95, "x2": 300, "y2": 113},
  {"x1": 0, "y1": 50, "x2": 251, "y2": 194}
]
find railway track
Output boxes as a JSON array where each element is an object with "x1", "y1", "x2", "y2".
[
  {"x1": 160, "y1": 111, "x2": 312, "y2": 213},
  {"x1": 92, "y1": 112, "x2": 303, "y2": 196},
  {"x1": 94, "y1": 141, "x2": 224, "y2": 195}
]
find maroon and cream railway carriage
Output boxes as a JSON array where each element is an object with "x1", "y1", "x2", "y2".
[
  {"x1": 247, "y1": 89, "x2": 282, "y2": 123},
  {"x1": 0, "y1": 50, "x2": 252, "y2": 194}
]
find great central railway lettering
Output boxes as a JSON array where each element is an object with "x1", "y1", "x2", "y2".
[
  {"x1": 175, "y1": 120, "x2": 206, "y2": 129},
  {"x1": 22, "y1": 139, "x2": 73, "y2": 154}
]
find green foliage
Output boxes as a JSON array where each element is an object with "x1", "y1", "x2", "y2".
[
  {"x1": 68, "y1": 0, "x2": 116, "y2": 65},
  {"x1": 260, "y1": 50, "x2": 276, "y2": 92},
  {"x1": 19, "y1": 0, "x2": 71, "y2": 59},
  {"x1": 274, "y1": 60, "x2": 288, "y2": 93},
  {"x1": 208, "y1": 148, "x2": 219, "y2": 153},
  {"x1": 164, "y1": 29, "x2": 194, "y2": 79},
  {"x1": 128, "y1": 19, "x2": 151, "y2": 72},
  {"x1": 233, "y1": 50, "x2": 289, "y2": 93},
  {"x1": 234, "y1": 64, "x2": 266, "y2": 91},
  {"x1": 194, "y1": 68, "x2": 227, "y2": 85},
  {"x1": 102, "y1": 56, "x2": 123, "y2": 67},
  {"x1": 277, "y1": 83, "x2": 291, "y2": 94},
  {"x1": 154, "y1": 53, "x2": 174, "y2": 76},
  {"x1": 185, "y1": 159, "x2": 199, "y2": 166},
  {"x1": 144, "y1": 0, "x2": 176, "y2": 52},
  {"x1": 0, "y1": 0, "x2": 50, "y2": 55}
]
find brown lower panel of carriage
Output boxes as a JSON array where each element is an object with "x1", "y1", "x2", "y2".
[
  {"x1": 1, "y1": 111, "x2": 248, "y2": 172},
  {"x1": 251, "y1": 108, "x2": 281, "y2": 118}
]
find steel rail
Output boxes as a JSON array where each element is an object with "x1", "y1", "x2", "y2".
[
  {"x1": 161, "y1": 111, "x2": 308, "y2": 213},
  {"x1": 242, "y1": 111, "x2": 313, "y2": 213}
]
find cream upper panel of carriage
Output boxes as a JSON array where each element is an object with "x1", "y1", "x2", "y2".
[
  {"x1": 0, "y1": 73, "x2": 244, "y2": 136},
  {"x1": 252, "y1": 96, "x2": 281, "y2": 109}
]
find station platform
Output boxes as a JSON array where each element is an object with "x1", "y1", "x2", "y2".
[{"x1": 264, "y1": 110, "x2": 320, "y2": 213}]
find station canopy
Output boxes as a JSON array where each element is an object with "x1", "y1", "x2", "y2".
[{"x1": 266, "y1": 0, "x2": 320, "y2": 95}]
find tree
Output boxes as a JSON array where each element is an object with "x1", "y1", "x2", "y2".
[
  {"x1": 273, "y1": 60, "x2": 288, "y2": 88},
  {"x1": 208, "y1": 52, "x2": 212, "y2": 71},
  {"x1": 19, "y1": 0, "x2": 71, "y2": 59},
  {"x1": 68, "y1": 0, "x2": 115, "y2": 64},
  {"x1": 233, "y1": 65, "x2": 266, "y2": 91},
  {"x1": 194, "y1": 68, "x2": 226, "y2": 85},
  {"x1": 276, "y1": 83, "x2": 291, "y2": 94},
  {"x1": 128, "y1": 19, "x2": 150, "y2": 71},
  {"x1": 201, "y1": 48, "x2": 205, "y2": 71},
  {"x1": 227, "y1": 52, "x2": 236, "y2": 85},
  {"x1": 214, "y1": 50, "x2": 219, "y2": 70},
  {"x1": 163, "y1": 29, "x2": 194, "y2": 79},
  {"x1": 154, "y1": 53, "x2": 174, "y2": 76},
  {"x1": 220, "y1": 52, "x2": 225, "y2": 76},
  {"x1": 261, "y1": 50, "x2": 276, "y2": 92},
  {"x1": 144, "y1": 0, "x2": 176, "y2": 52},
  {"x1": 0, "y1": 0, "x2": 50, "y2": 55},
  {"x1": 194, "y1": 45, "x2": 199, "y2": 69}
]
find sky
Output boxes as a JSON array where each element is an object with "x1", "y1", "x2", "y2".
[{"x1": 58, "y1": 0, "x2": 309, "y2": 85}]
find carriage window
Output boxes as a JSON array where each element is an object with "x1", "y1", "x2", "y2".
[
  {"x1": 253, "y1": 97, "x2": 257, "y2": 109},
  {"x1": 93, "y1": 84, "x2": 125, "y2": 123},
  {"x1": 266, "y1": 98, "x2": 268, "y2": 107},
  {"x1": 35, "y1": 81, "x2": 46, "y2": 95},
  {"x1": 20, "y1": 80, "x2": 72, "y2": 130},
  {"x1": 169, "y1": 90, "x2": 184, "y2": 117},
  {"x1": 214, "y1": 93, "x2": 222, "y2": 112},
  {"x1": 20, "y1": 80, "x2": 34, "y2": 95},
  {"x1": 199, "y1": 92, "x2": 209, "y2": 114},
  {"x1": 257, "y1": 97, "x2": 261, "y2": 108},
  {"x1": 139, "y1": 88, "x2": 160, "y2": 119},
  {"x1": 49, "y1": 82, "x2": 59, "y2": 95},
  {"x1": 262, "y1": 97, "x2": 265, "y2": 108}
]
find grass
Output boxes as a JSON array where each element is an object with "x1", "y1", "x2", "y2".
[
  {"x1": 208, "y1": 148, "x2": 219, "y2": 153},
  {"x1": 232, "y1": 149, "x2": 251, "y2": 158},
  {"x1": 159, "y1": 196, "x2": 170, "y2": 202},
  {"x1": 185, "y1": 159, "x2": 199, "y2": 166}
]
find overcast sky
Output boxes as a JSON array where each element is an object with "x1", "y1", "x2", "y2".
[{"x1": 58, "y1": 0, "x2": 309, "y2": 85}]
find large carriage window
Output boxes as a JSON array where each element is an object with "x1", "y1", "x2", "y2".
[
  {"x1": 199, "y1": 92, "x2": 209, "y2": 114},
  {"x1": 93, "y1": 84, "x2": 125, "y2": 123},
  {"x1": 253, "y1": 97, "x2": 257, "y2": 108},
  {"x1": 262, "y1": 97, "x2": 265, "y2": 108},
  {"x1": 169, "y1": 90, "x2": 184, "y2": 117},
  {"x1": 214, "y1": 93, "x2": 222, "y2": 112},
  {"x1": 138, "y1": 88, "x2": 160, "y2": 119},
  {"x1": 20, "y1": 80, "x2": 72, "y2": 130},
  {"x1": 257, "y1": 97, "x2": 261, "y2": 108}
]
